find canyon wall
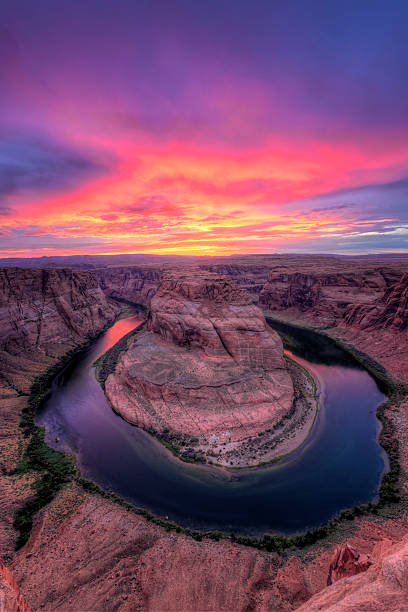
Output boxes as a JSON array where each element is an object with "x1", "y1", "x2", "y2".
[
  {"x1": 94, "y1": 265, "x2": 161, "y2": 306},
  {"x1": 258, "y1": 263, "x2": 408, "y2": 382},
  {"x1": 198, "y1": 262, "x2": 272, "y2": 298},
  {"x1": 259, "y1": 266, "x2": 400, "y2": 326},
  {"x1": 0, "y1": 267, "x2": 120, "y2": 395},
  {"x1": 343, "y1": 271, "x2": 408, "y2": 332}
]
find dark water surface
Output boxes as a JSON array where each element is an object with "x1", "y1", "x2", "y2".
[{"x1": 38, "y1": 314, "x2": 387, "y2": 535}]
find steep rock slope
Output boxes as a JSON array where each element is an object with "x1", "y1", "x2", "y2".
[
  {"x1": 297, "y1": 535, "x2": 408, "y2": 611},
  {"x1": 105, "y1": 270, "x2": 294, "y2": 465},
  {"x1": 259, "y1": 268, "x2": 394, "y2": 326},
  {"x1": 0, "y1": 267, "x2": 119, "y2": 394},
  {"x1": 11, "y1": 486, "x2": 312, "y2": 612},
  {"x1": 0, "y1": 267, "x2": 121, "y2": 558},
  {"x1": 94, "y1": 265, "x2": 160, "y2": 306},
  {"x1": 343, "y1": 272, "x2": 408, "y2": 332}
]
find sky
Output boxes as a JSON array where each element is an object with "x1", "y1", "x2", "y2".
[{"x1": 1, "y1": 0, "x2": 408, "y2": 257}]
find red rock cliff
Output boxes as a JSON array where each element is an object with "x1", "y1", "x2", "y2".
[{"x1": 0, "y1": 267, "x2": 119, "y2": 394}]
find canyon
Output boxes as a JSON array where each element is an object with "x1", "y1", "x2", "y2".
[{"x1": 1, "y1": 254, "x2": 408, "y2": 611}]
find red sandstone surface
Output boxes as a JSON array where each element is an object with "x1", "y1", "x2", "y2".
[
  {"x1": 0, "y1": 267, "x2": 119, "y2": 396},
  {"x1": 327, "y1": 544, "x2": 372, "y2": 585},
  {"x1": 0, "y1": 559, "x2": 30, "y2": 612},
  {"x1": 105, "y1": 269, "x2": 294, "y2": 465},
  {"x1": 297, "y1": 535, "x2": 408, "y2": 611}
]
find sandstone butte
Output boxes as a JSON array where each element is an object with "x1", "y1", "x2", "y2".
[
  {"x1": 105, "y1": 269, "x2": 294, "y2": 465},
  {"x1": 1, "y1": 256, "x2": 408, "y2": 611}
]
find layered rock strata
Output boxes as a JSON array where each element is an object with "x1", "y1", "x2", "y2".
[
  {"x1": 0, "y1": 267, "x2": 120, "y2": 395},
  {"x1": 259, "y1": 268, "x2": 394, "y2": 326},
  {"x1": 94, "y1": 265, "x2": 161, "y2": 306},
  {"x1": 105, "y1": 270, "x2": 295, "y2": 466}
]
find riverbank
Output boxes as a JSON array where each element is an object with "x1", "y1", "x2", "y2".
[
  {"x1": 13, "y1": 311, "x2": 401, "y2": 555},
  {"x1": 12, "y1": 310, "x2": 129, "y2": 550},
  {"x1": 265, "y1": 313, "x2": 405, "y2": 513}
]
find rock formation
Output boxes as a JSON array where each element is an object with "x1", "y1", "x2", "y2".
[
  {"x1": 258, "y1": 260, "x2": 408, "y2": 335},
  {"x1": 343, "y1": 272, "x2": 408, "y2": 332},
  {"x1": 0, "y1": 560, "x2": 30, "y2": 612},
  {"x1": 0, "y1": 267, "x2": 120, "y2": 394},
  {"x1": 259, "y1": 268, "x2": 391, "y2": 326},
  {"x1": 297, "y1": 535, "x2": 408, "y2": 611},
  {"x1": 105, "y1": 269, "x2": 294, "y2": 465},
  {"x1": 95, "y1": 265, "x2": 161, "y2": 306},
  {"x1": 327, "y1": 544, "x2": 372, "y2": 585}
]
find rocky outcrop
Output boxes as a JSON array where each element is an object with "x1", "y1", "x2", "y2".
[
  {"x1": 327, "y1": 544, "x2": 372, "y2": 585},
  {"x1": 94, "y1": 265, "x2": 160, "y2": 306},
  {"x1": 105, "y1": 269, "x2": 294, "y2": 465},
  {"x1": 297, "y1": 536, "x2": 408, "y2": 611},
  {"x1": 0, "y1": 560, "x2": 30, "y2": 612},
  {"x1": 0, "y1": 267, "x2": 119, "y2": 394}
]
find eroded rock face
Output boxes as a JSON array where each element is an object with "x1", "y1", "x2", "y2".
[
  {"x1": 297, "y1": 535, "x2": 408, "y2": 611},
  {"x1": 259, "y1": 269, "x2": 390, "y2": 326},
  {"x1": 105, "y1": 270, "x2": 294, "y2": 465},
  {"x1": 11, "y1": 486, "x2": 311, "y2": 612},
  {"x1": 95, "y1": 265, "x2": 160, "y2": 306},
  {"x1": 0, "y1": 267, "x2": 119, "y2": 394},
  {"x1": 343, "y1": 272, "x2": 408, "y2": 332},
  {"x1": 327, "y1": 544, "x2": 372, "y2": 585},
  {"x1": 258, "y1": 264, "x2": 408, "y2": 336},
  {"x1": 0, "y1": 560, "x2": 30, "y2": 612}
]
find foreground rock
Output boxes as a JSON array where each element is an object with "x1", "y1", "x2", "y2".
[
  {"x1": 327, "y1": 544, "x2": 372, "y2": 585},
  {"x1": 297, "y1": 535, "x2": 408, "y2": 611},
  {"x1": 105, "y1": 270, "x2": 296, "y2": 466},
  {"x1": 11, "y1": 485, "x2": 313, "y2": 612}
]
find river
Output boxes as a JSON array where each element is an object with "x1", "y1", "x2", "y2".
[{"x1": 37, "y1": 313, "x2": 387, "y2": 536}]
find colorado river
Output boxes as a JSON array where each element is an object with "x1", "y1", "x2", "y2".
[{"x1": 38, "y1": 313, "x2": 387, "y2": 535}]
